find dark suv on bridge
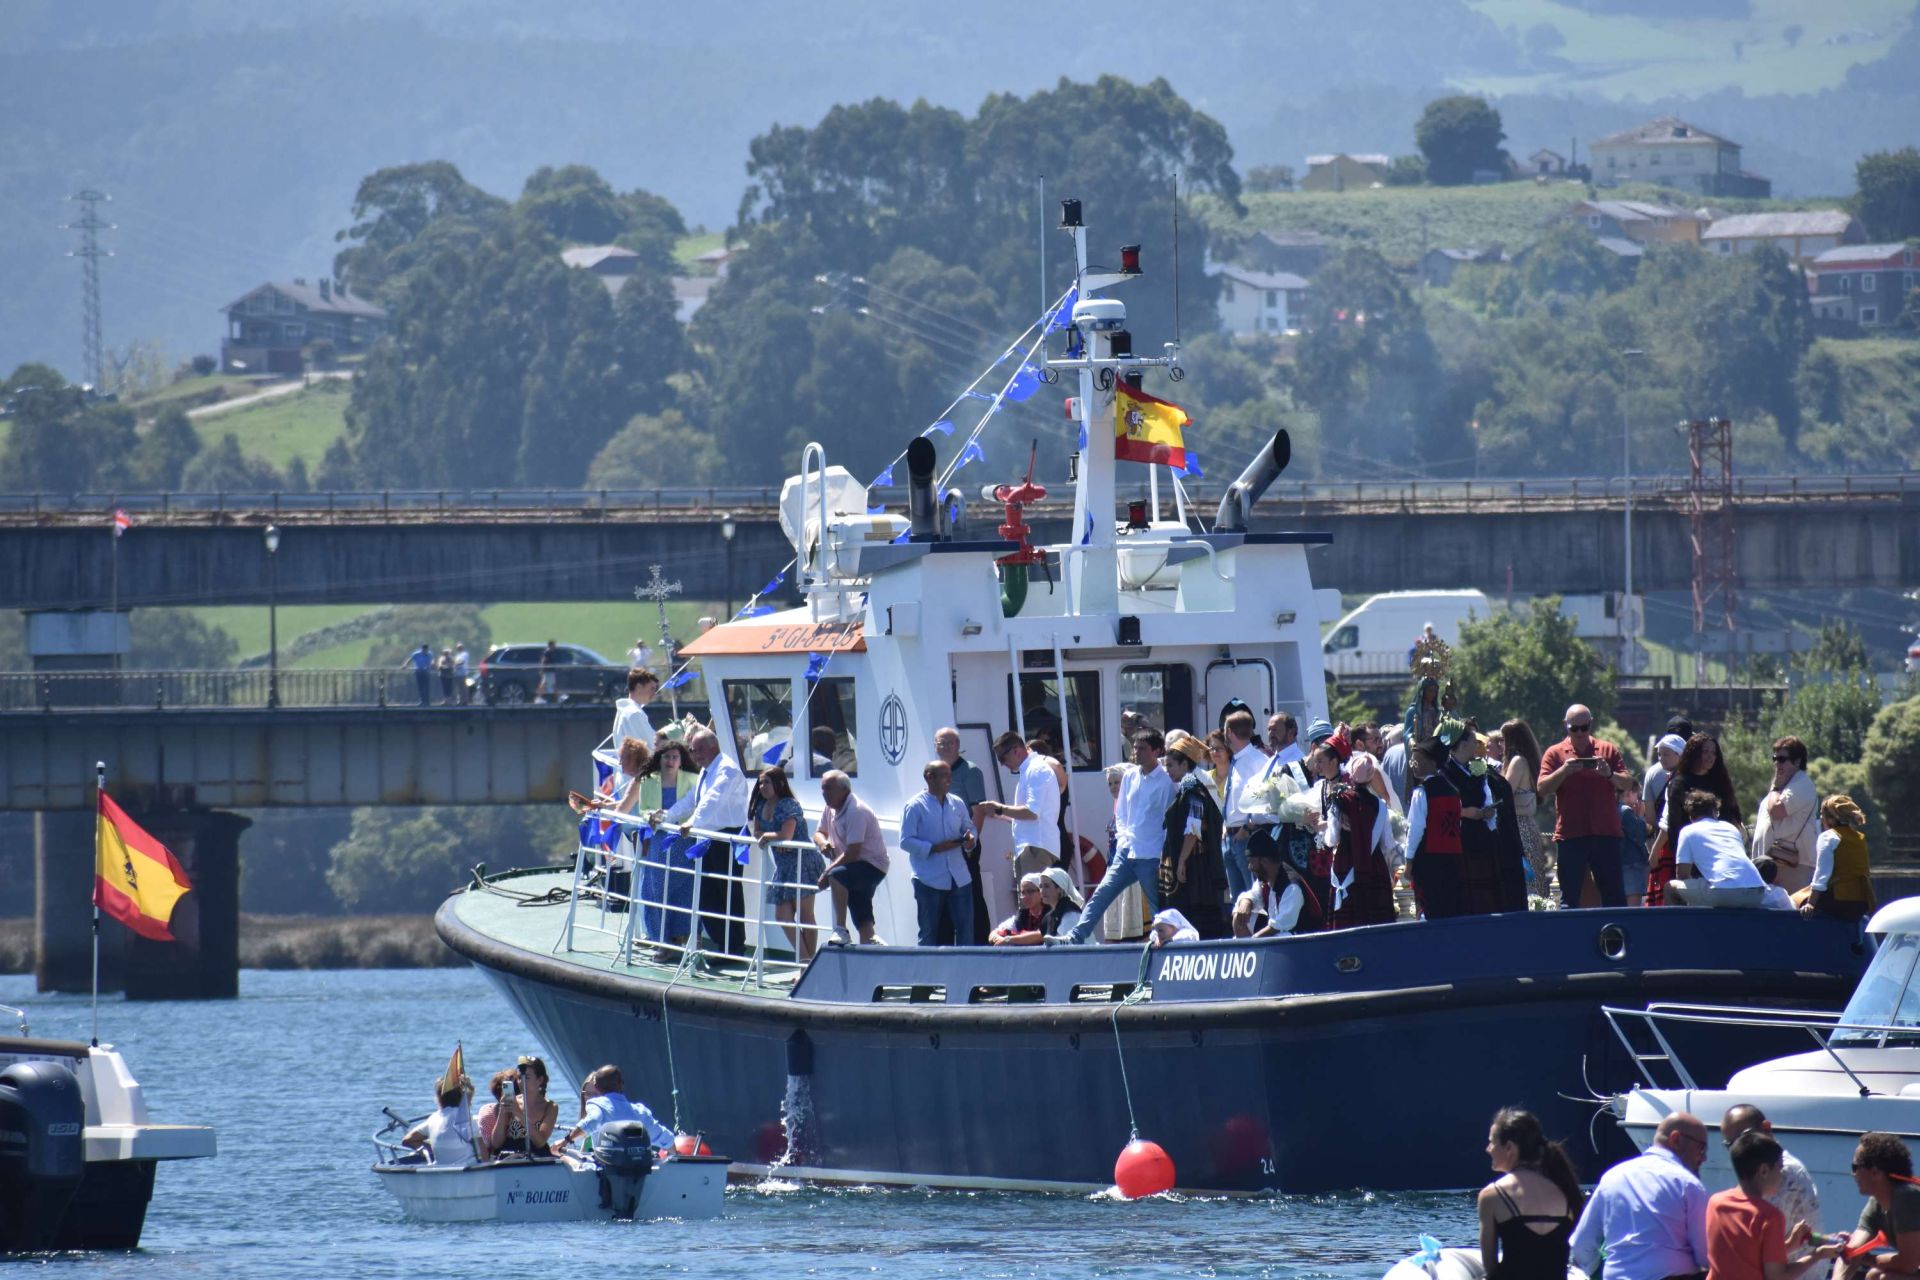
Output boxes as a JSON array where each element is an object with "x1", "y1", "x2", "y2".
[{"x1": 478, "y1": 643, "x2": 628, "y2": 705}]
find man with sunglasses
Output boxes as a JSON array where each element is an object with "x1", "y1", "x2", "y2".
[
  {"x1": 975, "y1": 730, "x2": 1060, "y2": 884},
  {"x1": 1539, "y1": 703, "x2": 1636, "y2": 908},
  {"x1": 1572, "y1": 1111, "x2": 1712, "y2": 1280},
  {"x1": 1843, "y1": 1133, "x2": 1920, "y2": 1280}
]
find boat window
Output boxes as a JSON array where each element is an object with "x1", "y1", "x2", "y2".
[
  {"x1": 873, "y1": 984, "x2": 946, "y2": 1004},
  {"x1": 1070, "y1": 982, "x2": 1137, "y2": 1003},
  {"x1": 1834, "y1": 932, "x2": 1920, "y2": 1044},
  {"x1": 1119, "y1": 664, "x2": 1195, "y2": 737},
  {"x1": 1007, "y1": 671, "x2": 1102, "y2": 771},
  {"x1": 968, "y1": 984, "x2": 1048, "y2": 1004},
  {"x1": 723, "y1": 679, "x2": 793, "y2": 772},
  {"x1": 804, "y1": 676, "x2": 857, "y2": 778}
]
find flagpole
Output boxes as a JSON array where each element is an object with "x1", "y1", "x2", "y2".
[{"x1": 92, "y1": 760, "x2": 104, "y2": 1047}]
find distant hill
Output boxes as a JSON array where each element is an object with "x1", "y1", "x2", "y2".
[{"x1": 1, "y1": 0, "x2": 1914, "y2": 381}]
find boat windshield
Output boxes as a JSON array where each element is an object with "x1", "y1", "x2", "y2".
[{"x1": 1833, "y1": 932, "x2": 1920, "y2": 1045}]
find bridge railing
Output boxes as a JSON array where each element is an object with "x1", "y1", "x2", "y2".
[
  {"x1": 0, "y1": 668, "x2": 713, "y2": 711},
  {"x1": 0, "y1": 473, "x2": 1912, "y2": 523}
]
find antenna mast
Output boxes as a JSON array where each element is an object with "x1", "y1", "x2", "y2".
[
  {"x1": 65, "y1": 189, "x2": 113, "y2": 389},
  {"x1": 1171, "y1": 170, "x2": 1182, "y2": 343}
]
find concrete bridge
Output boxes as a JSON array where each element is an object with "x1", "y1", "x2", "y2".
[{"x1": 3, "y1": 474, "x2": 1917, "y2": 607}]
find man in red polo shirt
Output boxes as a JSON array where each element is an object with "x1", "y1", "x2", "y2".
[{"x1": 1538, "y1": 702, "x2": 1635, "y2": 907}]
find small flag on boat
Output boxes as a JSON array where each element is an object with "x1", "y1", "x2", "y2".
[
  {"x1": 1005, "y1": 364, "x2": 1041, "y2": 402},
  {"x1": 922, "y1": 419, "x2": 955, "y2": 437},
  {"x1": 94, "y1": 793, "x2": 193, "y2": 942},
  {"x1": 112, "y1": 508, "x2": 132, "y2": 537},
  {"x1": 682, "y1": 839, "x2": 711, "y2": 862},
  {"x1": 761, "y1": 738, "x2": 789, "y2": 766},
  {"x1": 741, "y1": 604, "x2": 775, "y2": 618},
  {"x1": 436, "y1": 1044, "x2": 465, "y2": 1098},
  {"x1": 872, "y1": 464, "x2": 894, "y2": 487},
  {"x1": 1113, "y1": 381, "x2": 1192, "y2": 472},
  {"x1": 661, "y1": 669, "x2": 696, "y2": 690},
  {"x1": 803, "y1": 653, "x2": 829, "y2": 683},
  {"x1": 1045, "y1": 288, "x2": 1077, "y2": 333},
  {"x1": 956, "y1": 440, "x2": 984, "y2": 468}
]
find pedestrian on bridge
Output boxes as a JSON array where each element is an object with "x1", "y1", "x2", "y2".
[{"x1": 407, "y1": 644, "x2": 434, "y2": 706}]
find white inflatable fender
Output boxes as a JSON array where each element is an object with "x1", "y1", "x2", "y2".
[{"x1": 1383, "y1": 1247, "x2": 1485, "y2": 1280}]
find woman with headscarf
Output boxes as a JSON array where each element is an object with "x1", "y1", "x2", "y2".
[
  {"x1": 1040, "y1": 866, "x2": 1085, "y2": 939},
  {"x1": 990, "y1": 873, "x2": 1052, "y2": 945},
  {"x1": 1803, "y1": 794, "x2": 1874, "y2": 922},
  {"x1": 1158, "y1": 730, "x2": 1228, "y2": 939},
  {"x1": 1648, "y1": 732, "x2": 1741, "y2": 906}
]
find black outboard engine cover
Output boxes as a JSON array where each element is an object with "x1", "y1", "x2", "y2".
[
  {"x1": 591, "y1": 1120, "x2": 655, "y2": 1219},
  {"x1": 0, "y1": 1060, "x2": 85, "y2": 1254}
]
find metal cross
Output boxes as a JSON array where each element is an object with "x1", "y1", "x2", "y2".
[{"x1": 635, "y1": 564, "x2": 684, "y2": 711}]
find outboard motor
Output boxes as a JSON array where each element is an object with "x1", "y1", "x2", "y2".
[
  {"x1": 591, "y1": 1120, "x2": 656, "y2": 1219},
  {"x1": 0, "y1": 1061, "x2": 85, "y2": 1254},
  {"x1": 1213, "y1": 428, "x2": 1292, "y2": 533}
]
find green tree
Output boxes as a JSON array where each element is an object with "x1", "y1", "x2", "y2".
[
  {"x1": 587, "y1": 410, "x2": 723, "y2": 487},
  {"x1": 1864, "y1": 697, "x2": 1920, "y2": 836},
  {"x1": 0, "y1": 364, "x2": 139, "y2": 492},
  {"x1": 131, "y1": 404, "x2": 202, "y2": 489},
  {"x1": 179, "y1": 433, "x2": 285, "y2": 490},
  {"x1": 332, "y1": 160, "x2": 509, "y2": 295},
  {"x1": 1852, "y1": 148, "x2": 1920, "y2": 242},
  {"x1": 1245, "y1": 164, "x2": 1294, "y2": 193},
  {"x1": 327, "y1": 805, "x2": 565, "y2": 911},
  {"x1": 1798, "y1": 345, "x2": 1845, "y2": 425},
  {"x1": 128, "y1": 609, "x2": 238, "y2": 668},
  {"x1": 1448, "y1": 598, "x2": 1616, "y2": 737},
  {"x1": 1515, "y1": 225, "x2": 1629, "y2": 301},
  {"x1": 1415, "y1": 95, "x2": 1507, "y2": 186},
  {"x1": 1384, "y1": 154, "x2": 1426, "y2": 187},
  {"x1": 517, "y1": 164, "x2": 630, "y2": 247}
]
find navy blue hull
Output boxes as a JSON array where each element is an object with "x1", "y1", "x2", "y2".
[{"x1": 442, "y1": 902, "x2": 1868, "y2": 1194}]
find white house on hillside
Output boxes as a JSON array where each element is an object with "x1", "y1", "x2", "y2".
[
  {"x1": 1701, "y1": 211, "x2": 1864, "y2": 262},
  {"x1": 1209, "y1": 264, "x2": 1308, "y2": 337}
]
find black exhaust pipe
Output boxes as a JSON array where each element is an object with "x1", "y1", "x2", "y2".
[
  {"x1": 1212, "y1": 429, "x2": 1291, "y2": 533},
  {"x1": 906, "y1": 436, "x2": 938, "y2": 540}
]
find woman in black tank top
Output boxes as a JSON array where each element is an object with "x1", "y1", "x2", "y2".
[{"x1": 1477, "y1": 1107, "x2": 1583, "y2": 1280}]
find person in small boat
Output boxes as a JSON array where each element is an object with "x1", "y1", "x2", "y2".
[
  {"x1": 752, "y1": 766, "x2": 823, "y2": 961},
  {"x1": 1040, "y1": 866, "x2": 1083, "y2": 939},
  {"x1": 402, "y1": 1080, "x2": 477, "y2": 1166},
  {"x1": 1154, "y1": 729, "x2": 1229, "y2": 940},
  {"x1": 1803, "y1": 795, "x2": 1874, "y2": 923},
  {"x1": 899, "y1": 758, "x2": 977, "y2": 948},
  {"x1": 475, "y1": 1069, "x2": 514, "y2": 1155},
  {"x1": 816, "y1": 770, "x2": 890, "y2": 946},
  {"x1": 485, "y1": 1055, "x2": 559, "y2": 1158},
  {"x1": 1707, "y1": 1130, "x2": 1835, "y2": 1280},
  {"x1": 1148, "y1": 907, "x2": 1201, "y2": 946},
  {"x1": 1721, "y1": 1105, "x2": 1819, "y2": 1241},
  {"x1": 552, "y1": 1065, "x2": 673, "y2": 1158},
  {"x1": 989, "y1": 872, "x2": 1051, "y2": 945},
  {"x1": 1405, "y1": 739, "x2": 1466, "y2": 919},
  {"x1": 1840, "y1": 1132, "x2": 1920, "y2": 1280},
  {"x1": 1570, "y1": 1111, "x2": 1710, "y2": 1280},
  {"x1": 1232, "y1": 826, "x2": 1324, "y2": 937},
  {"x1": 1477, "y1": 1107, "x2": 1582, "y2": 1280},
  {"x1": 1668, "y1": 792, "x2": 1766, "y2": 908}
]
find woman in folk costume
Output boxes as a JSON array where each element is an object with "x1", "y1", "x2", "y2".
[
  {"x1": 1438, "y1": 717, "x2": 1505, "y2": 916},
  {"x1": 1315, "y1": 743, "x2": 1398, "y2": 927},
  {"x1": 1158, "y1": 731, "x2": 1230, "y2": 939}
]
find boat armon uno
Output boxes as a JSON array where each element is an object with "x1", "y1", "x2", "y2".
[{"x1": 437, "y1": 202, "x2": 1872, "y2": 1196}]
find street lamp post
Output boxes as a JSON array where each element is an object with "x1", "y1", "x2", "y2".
[
  {"x1": 1619, "y1": 350, "x2": 1645, "y2": 676},
  {"x1": 720, "y1": 512, "x2": 737, "y2": 618},
  {"x1": 264, "y1": 524, "x2": 281, "y2": 708}
]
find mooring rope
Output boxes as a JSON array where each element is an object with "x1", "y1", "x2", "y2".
[{"x1": 1109, "y1": 938, "x2": 1158, "y2": 1140}]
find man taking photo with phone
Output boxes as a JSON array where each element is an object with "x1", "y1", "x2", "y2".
[{"x1": 1538, "y1": 702, "x2": 1635, "y2": 908}]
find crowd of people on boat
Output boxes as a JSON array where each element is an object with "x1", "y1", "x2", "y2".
[
  {"x1": 398, "y1": 1055, "x2": 674, "y2": 1166},
  {"x1": 563, "y1": 661, "x2": 1877, "y2": 958},
  {"x1": 1471, "y1": 1101, "x2": 1915, "y2": 1280}
]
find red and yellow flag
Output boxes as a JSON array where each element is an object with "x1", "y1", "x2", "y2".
[
  {"x1": 94, "y1": 792, "x2": 192, "y2": 941},
  {"x1": 1113, "y1": 382, "x2": 1192, "y2": 471},
  {"x1": 437, "y1": 1044, "x2": 466, "y2": 1098}
]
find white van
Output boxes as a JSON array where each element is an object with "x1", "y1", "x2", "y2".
[{"x1": 1322, "y1": 590, "x2": 1493, "y2": 680}]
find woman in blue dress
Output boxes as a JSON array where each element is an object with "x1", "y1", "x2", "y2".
[
  {"x1": 751, "y1": 766, "x2": 823, "y2": 963},
  {"x1": 639, "y1": 739, "x2": 695, "y2": 960}
]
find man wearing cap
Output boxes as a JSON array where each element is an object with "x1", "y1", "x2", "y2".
[{"x1": 1067, "y1": 728, "x2": 1171, "y2": 944}]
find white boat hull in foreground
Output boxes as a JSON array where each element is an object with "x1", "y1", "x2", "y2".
[{"x1": 373, "y1": 1154, "x2": 728, "y2": 1223}]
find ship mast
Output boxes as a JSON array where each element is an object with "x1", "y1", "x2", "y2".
[{"x1": 1049, "y1": 200, "x2": 1180, "y2": 616}]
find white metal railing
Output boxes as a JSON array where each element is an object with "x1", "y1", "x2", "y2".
[
  {"x1": 1601, "y1": 1002, "x2": 1905, "y2": 1096},
  {"x1": 561, "y1": 810, "x2": 836, "y2": 988}
]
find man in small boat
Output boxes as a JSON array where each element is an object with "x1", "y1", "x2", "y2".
[
  {"x1": 1719, "y1": 1106, "x2": 1818, "y2": 1242},
  {"x1": 401, "y1": 1080, "x2": 478, "y2": 1166},
  {"x1": 975, "y1": 731, "x2": 1060, "y2": 881},
  {"x1": 1065, "y1": 728, "x2": 1171, "y2": 945},
  {"x1": 551, "y1": 1065, "x2": 673, "y2": 1159},
  {"x1": 650, "y1": 727, "x2": 751, "y2": 958},
  {"x1": 1232, "y1": 826, "x2": 1324, "y2": 937},
  {"x1": 1840, "y1": 1132, "x2": 1920, "y2": 1280},
  {"x1": 899, "y1": 758, "x2": 978, "y2": 947},
  {"x1": 1570, "y1": 1111, "x2": 1710, "y2": 1280}
]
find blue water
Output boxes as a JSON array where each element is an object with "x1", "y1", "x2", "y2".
[{"x1": 1, "y1": 968, "x2": 1479, "y2": 1277}]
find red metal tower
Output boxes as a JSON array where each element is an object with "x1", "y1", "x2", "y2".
[{"x1": 1686, "y1": 417, "x2": 1736, "y2": 636}]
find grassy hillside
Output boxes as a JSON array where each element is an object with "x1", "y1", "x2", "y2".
[
  {"x1": 1804, "y1": 336, "x2": 1920, "y2": 469},
  {"x1": 188, "y1": 380, "x2": 351, "y2": 472}
]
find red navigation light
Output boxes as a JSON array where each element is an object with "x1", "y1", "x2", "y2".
[
  {"x1": 1120, "y1": 244, "x2": 1141, "y2": 274},
  {"x1": 1127, "y1": 500, "x2": 1149, "y2": 530},
  {"x1": 1064, "y1": 396, "x2": 1079, "y2": 418}
]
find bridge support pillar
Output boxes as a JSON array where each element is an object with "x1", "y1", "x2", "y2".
[
  {"x1": 35, "y1": 811, "x2": 126, "y2": 993},
  {"x1": 123, "y1": 808, "x2": 249, "y2": 1001}
]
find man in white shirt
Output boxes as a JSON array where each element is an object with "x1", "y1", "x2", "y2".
[
  {"x1": 651, "y1": 728, "x2": 751, "y2": 956},
  {"x1": 1067, "y1": 729, "x2": 1172, "y2": 944},
  {"x1": 402, "y1": 1082, "x2": 477, "y2": 1166},
  {"x1": 1669, "y1": 791, "x2": 1766, "y2": 908},
  {"x1": 1221, "y1": 709, "x2": 1268, "y2": 899},
  {"x1": 452, "y1": 643, "x2": 471, "y2": 705},
  {"x1": 975, "y1": 730, "x2": 1060, "y2": 880},
  {"x1": 610, "y1": 669, "x2": 660, "y2": 749},
  {"x1": 1266, "y1": 712, "x2": 1303, "y2": 768},
  {"x1": 626, "y1": 638, "x2": 651, "y2": 670}
]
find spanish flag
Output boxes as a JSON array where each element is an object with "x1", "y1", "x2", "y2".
[
  {"x1": 436, "y1": 1044, "x2": 466, "y2": 1098},
  {"x1": 1113, "y1": 382, "x2": 1192, "y2": 472},
  {"x1": 94, "y1": 793, "x2": 192, "y2": 942}
]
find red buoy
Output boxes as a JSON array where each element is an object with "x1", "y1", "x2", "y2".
[
  {"x1": 1114, "y1": 1139, "x2": 1176, "y2": 1199},
  {"x1": 673, "y1": 1133, "x2": 712, "y2": 1156}
]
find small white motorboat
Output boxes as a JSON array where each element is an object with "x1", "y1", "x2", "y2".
[{"x1": 371, "y1": 1111, "x2": 727, "y2": 1223}]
